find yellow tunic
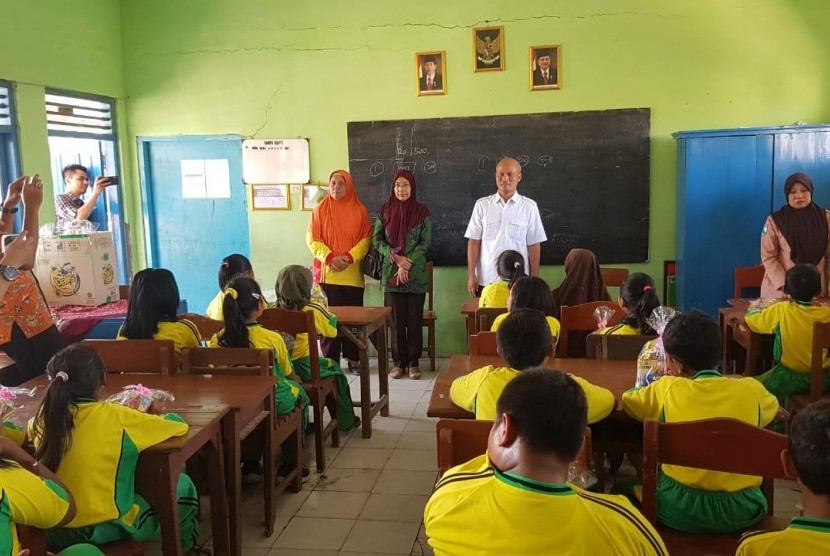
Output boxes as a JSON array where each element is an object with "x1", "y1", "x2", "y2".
[
  {"x1": 479, "y1": 281, "x2": 509, "y2": 308},
  {"x1": 290, "y1": 303, "x2": 339, "y2": 360},
  {"x1": 306, "y1": 231, "x2": 371, "y2": 287},
  {"x1": 490, "y1": 313, "x2": 561, "y2": 339},
  {"x1": 596, "y1": 323, "x2": 641, "y2": 335},
  {"x1": 117, "y1": 319, "x2": 201, "y2": 354},
  {"x1": 450, "y1": 365, "x2": 615, "y2": 423},
  {"x1": 736, "y1": 517, "x2": 830, "y2": 556},
  {"x1": 205, "y1": 291, "x2": 224, "y2": 321},
  {"x1": 424, "y1": 454, "x2": 667, "y2": 556},
  {"x1": 745, "y1": 300, "x2": 830, "y2": 372}
]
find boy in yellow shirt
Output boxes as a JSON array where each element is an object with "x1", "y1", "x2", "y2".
[
  {"x1": 451, "y1": 308, "x2": 614, "y2": 423},
  {"x1": 426, "y1": 368, "x2": 667, "y2": 556},
  {"x1": 622, "y1": 310, "x2": 780, "y2": 533},
  {"x1": 745, "y1": 264, "x2": 830, "y2": 405},
  {"x1": 736, "y1": 400, "x2": 830, "y2": 555}
]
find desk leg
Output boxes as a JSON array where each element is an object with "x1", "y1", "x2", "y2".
[
  {"x1": 223, "y1": 416, "x2": 242, "y2": 556},
  {"x1": 377, "y1": 321, "x2": 390, "y2": 418},
  {"x1": 207, "y1": 432, "x2": 230, "y2": 556},
  {"x1": 263, "y1": 401, "x2": 276, "y2": 536},
  {"x1": 358, "y1": 330, "x2": 373, "y2": 438},
  {"x1": 136, "y1": 457, "x2": 183, "y2": 556}
]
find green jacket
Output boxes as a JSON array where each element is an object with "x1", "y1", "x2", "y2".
[{"x1": 371, "y1": 216, "x2": 432, "y2": 294}]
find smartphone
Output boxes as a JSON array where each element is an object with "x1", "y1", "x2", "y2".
[
  {"x1": 2, "y1": 234, "x2": 18, "y2": 251},
  {"x1": 104, "y1": 176, "x2": 120, "y2": 186}
]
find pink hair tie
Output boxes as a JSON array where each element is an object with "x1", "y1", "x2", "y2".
[
  {"x1": 643, "y1": 285, "x2": 653, "y2": 292},
  {"x1": 54, "y1": 371, "x2": 69, "y2": 382}
]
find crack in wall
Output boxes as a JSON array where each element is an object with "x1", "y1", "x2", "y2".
[{"x1": 249, "y1": 82, "x2": 285, "y2": 137}]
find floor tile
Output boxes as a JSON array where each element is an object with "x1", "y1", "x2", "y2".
[
  {"x1": 272, "y1": 517, "x2": 355, "y2": 551},
  {"x1": 395, "y1": 431, "x2": 435, "y2": 450},
  {"x1": 386, "y1": 449, "x2": 438, "y2": 471},
  {"x1": 387, "y1": 402, "x2": 418, "y2": 418},
  {"x1": 315, "y1": 467, "x2": 382, "y2": 493},
  {"x1": 273, "y1": 489, "x2": 312, "y2": 516},
  {"x1": 346, "y1": 428, "x2": 402, "y2": 449},
  {"x1": 387, "y1": 389, "x2": 429, "y2": 403},
  {"x1": 360, "y1": 493, "x2": 430, "y2": 522},
  {"x1": 404, "y1": 417, "x2": 437, "y2": 432},
  {"x1": 341, "y1": 520, "x2": 421, "y2": 554},
  {"x1": 373, "y1": 469, "x2": 438, "y2": 496},
  {"x1": 297, "y1": 491, "x2": 370, "y2": 519},
  {"x1": 332, "y1": 447, "x2": 393, "y2": 469}
]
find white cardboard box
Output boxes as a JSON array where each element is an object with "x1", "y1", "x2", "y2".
[{"x1": 36, "y1": 231, "x2": 120, "y2": 306}]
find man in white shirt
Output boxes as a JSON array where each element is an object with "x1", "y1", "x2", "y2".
[{"x1": 464, "y1": 158, "x2": 547, "y2": 296}]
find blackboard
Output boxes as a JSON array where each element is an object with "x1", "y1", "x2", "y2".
[{"x1": 347, "y1": 108, "x2": 650, "y2": 266}]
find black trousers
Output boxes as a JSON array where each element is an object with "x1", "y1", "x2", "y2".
[
  {"x1": 385, "y1": 292, "x2": 426, "y2": 369},
  {"x1": 320, "y1": 283, "x2": 363, "y2": 362},
  {"x1": 0, "y1": 323, "x2": 66, "y2": 386}
]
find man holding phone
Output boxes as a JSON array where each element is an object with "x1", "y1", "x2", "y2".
[{"x1": 54, "y1": 164, "x2": 116, "y2": 228}]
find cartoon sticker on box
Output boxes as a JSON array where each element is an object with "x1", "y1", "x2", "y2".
[
  {"x1": 50, "y1": 262, "x2": 81, "y2": 297},
  {"x1": 102, "y1": 262, "x2": 114, "y2": 285}
]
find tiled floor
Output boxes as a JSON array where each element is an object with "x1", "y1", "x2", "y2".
[{"x1": 152, "y1": 356, "x2": 804, "y2": 555}]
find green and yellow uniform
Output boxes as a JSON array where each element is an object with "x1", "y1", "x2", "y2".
[
  {"x1": 490, "y1": 312, "x2": 561, "y2": 339},
  {"x1": 210, "y1": 323, "x2": 310, "y2": 416},
  {"x1": 424, "y1": 454, "x2": 667, "y2": 556},
  {"x1": 1, "y1": 423, "x2": 24, "y2": 447},
  {"x1": 289, "y1": 303, "x2": 356, "y2": 431},
  {"x1": 745, "y1": 300, "x2": 830, "y2": 404},
  {"x1": 205, "y1": 291, "x2": 224, "y2": 321},
  {"x1": 117, "y1": 319, "x2": 201, "y2": 354},
  {"x1": 479, "y1": 280, "x2": 509, "y2": 308},
  {"x1": 450, "y1": 365, "x2": 615, "y2": 423},
  {"x1": 596, "y1": 322, "x2": 642, "y2": 335},
  {"x1": 736, "y1": 516, "x2": 830, "y2": 555},
  {"x1": 27, "y1": 402, "x2": 198, "y2": 552},
  {"x1": 621, "y1": 370, "x2": 779, "y2": 533}
]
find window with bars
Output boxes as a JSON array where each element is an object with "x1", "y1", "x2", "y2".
[
  {"x1": 45, "y1": 92, "x2": 114, "y2": 137},
  {"x1": 0, "y1": 85, "x2": 12, "y2": 129},
  {"x1": 0, "y1": 81, "x2": 21, "y2": 229}
]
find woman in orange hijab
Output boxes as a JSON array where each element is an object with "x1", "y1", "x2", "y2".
[{"x1": 306, "y1": 169, "x2": 371, "y2": 371}]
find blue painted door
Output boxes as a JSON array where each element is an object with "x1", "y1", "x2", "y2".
[
  {"x1": 773, "y1": 132, "x2": 830, "y2": 208},
  {"x1": 142, "y1": 137, "x2": 249, "y2": 313}
]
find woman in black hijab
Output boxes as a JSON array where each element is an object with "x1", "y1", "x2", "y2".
[{"x1": 761, "y1": 172, "x2": 830, "y2": 298}]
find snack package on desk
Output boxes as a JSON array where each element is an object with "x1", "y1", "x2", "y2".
[
  {"x1": 568, "y1": 460, "x2": 598, "y2": 490},
  {"x1": 0, "y1": 386, "x2": 37, "y2": 422},
  {"x1": 635, "y1": 306, "x2": 678, "y2": 388},
  {"x1": 106, "y1": 384, "x2": 175, "y2": 413},
  {"x1": 594, "y1": 306, "x2": 616, "y2": 330}
]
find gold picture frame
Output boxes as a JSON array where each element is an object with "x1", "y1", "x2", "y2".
[
  {"x1": 473, "y1": 26, "x2": 504, "y2": 72},
  {"x1": 302, "y1": 184, "x2": 326, "y2": 211},
  {"x1": 529, "y1": 45, "x2": 561, "y2": 91},
  {"x1": 251, "y1": 184, "x2": 290, "y2": 211},
  {"x1": 416, "y1": 51, "x2": 446, "y2": 96}
]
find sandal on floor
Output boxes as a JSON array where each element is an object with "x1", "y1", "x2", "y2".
[
  {"x1": 347, "y1": 360, "x2": 361, "y2": 374},
  {"x1": 408, "y1": 367, "x2": 422, "y2": 380},
  {"x1": 390, "y1": 367, "x2": 405, "y2": 379}
]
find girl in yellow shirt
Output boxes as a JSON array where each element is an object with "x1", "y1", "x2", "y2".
[
  {"x1": 479, "y1": 250, "x2": 525, "y2": 308},
  {"x1": 490, "y1": 276, "x2": 561, "y2": 340},
  {"x1": 205, "y1": 253, "x2": 254, "y2": 321},
  {"x1": 596, "y1": 272, "x2": 660, "y2": 335}
]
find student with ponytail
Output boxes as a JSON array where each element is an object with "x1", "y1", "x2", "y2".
[
  {"x1": 489, "y1": 276, "x2": 561, "y2": 339},
  {"x1": 210, "y1": 276, "x2": 310, "y2": 476},
  {"x1": 28, "y1": 344, "x2": 200, "y2": 553},
  {"x1": 479, "y1": 250, "x2": 526, "y2": 308},
  {"x1": 206, "y1": 254, "x2": 254, "y2": 320},
  {"x1": 597, "y1": 272, "x2": 661, "y2": 335}
]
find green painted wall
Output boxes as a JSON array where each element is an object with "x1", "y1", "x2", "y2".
[{"x1": 6, "y1": 1, "x2": 830, "y2": 355}]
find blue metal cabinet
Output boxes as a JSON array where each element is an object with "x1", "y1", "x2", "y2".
[{"x1": 674, "y1": 125, "x2": 830, "y2": 317}]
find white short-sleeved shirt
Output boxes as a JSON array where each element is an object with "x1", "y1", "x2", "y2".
[{"x1": 464, "y1": 192, "x2": 547, "y2": 286}]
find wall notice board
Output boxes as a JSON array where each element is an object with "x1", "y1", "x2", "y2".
[{"x1": 347, "y1": 108, "x2": 650, "y2": 266}]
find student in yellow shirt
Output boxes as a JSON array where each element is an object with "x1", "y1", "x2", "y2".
[
  {"x1": 426, "y1": 368, "x2": 667, "y2": 556},
  {"x1": 274, "y1": 264, "x2": 359, "y2": 432},
  {"x1": 452, "y1": 308, "x2": 614, "y2": 423},
  {"x1": 210, "y1": 276, "x2": 310, "y2": 477},
  {"x1": 479, "y1": 250, "x2": 525, "y2": 308},
  {"x1": 745, "y1": 264, "x2": 830, "y2": 406},
  {"x1": 28, "y1": 345, "x2": 199, "y2": 553},
  {"x1": 489, "y1": 276, "x2": 561, "y2": 340},
  {"x1": 736, "y1": 400, "x2": 830, "y2": 555},
  {"x1": 205, "y1": 253, "x2": 254, "y2": 321},
  {"x1": 622, "y1": 310, "x2": 780, "y2": 534},
  {"x1": 596, "y1": 272, "x2": 660, "y2": 335},
  {"x1": 117, "y1": 268, "x2": 200, "y2": 361}
]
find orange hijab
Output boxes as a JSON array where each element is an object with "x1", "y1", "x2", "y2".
[{"x1": 309, "y1": 169, "x2": 371, "y2": 255}]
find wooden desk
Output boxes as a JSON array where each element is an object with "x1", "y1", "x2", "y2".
[
  {"x1": 331, "y1": 306, "x2": 391, "y2": 438},
  {"x1": 719, "y1": 302, "x2": 774, "y2": 376},
  {"x1": 428, "y1": 355, "x2": 636, "y2": 419},
  {"x1": 20, "y1": 374, "x2": 287, "y2": 556},
  {"x1": 460, "y1": 298, "x2": 480, "y2": 338}
]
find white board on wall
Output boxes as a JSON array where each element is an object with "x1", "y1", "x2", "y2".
[{"x1": 242, "y1": 138, "x2": 310, "y2": 184}]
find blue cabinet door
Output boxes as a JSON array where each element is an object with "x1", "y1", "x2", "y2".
[
  {"x1": 773, "y1": 132, "x2": 830, "y2": 208},
  {"x1": 677, "y1": 134, "x2": 773, "y2": 316}
]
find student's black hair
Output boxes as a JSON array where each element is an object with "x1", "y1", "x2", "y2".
[
  {"x1": 509, "y1": 276, "x2": 556, "y2": 317},
  {"x1": 619, "y1": 272, "x2": 661, "y2": 334},
  {"x1": 788, "y1": 400, "x2": 830, "y2": 496},
  {"x1": 661, "y1": 310, "x2": 721, "y2": 374},
  {"x1": 495, "y1": 250, "x2": 526, "y2": 287},
  {"x1": 120, "y1": 268, "x2": 181, "y2": 340},
  {"x1": 32, "y1": 344, "x2": 107, "y2": 471},
  {"x1": 784, "y1": 264, "x2": 821, "y2": 303},
  {"x1": 218, "y1": 276, "x2": 263, "y2": 348},
  {"x1": 496, "y1": 308, "x2": 551, "y2": 370},
  {"x1": 62, "y1": 164, "x2": 88, "y2": 180},
  {"x1": 495, "y1": 367, "x2": 587, "y2": 461},
  {"x1": 217, "y1": 254, "x2": 253, "y2": 291}
]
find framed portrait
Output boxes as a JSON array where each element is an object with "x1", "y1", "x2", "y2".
[
  {"x1": 416, "y1": 51, "x2": 446, "y2": 96},
  {"x1": 251, "y1": 184, "x2": 290, "y2": 210},
  {"x1": 529, "y1": 45, "x2": 561, "y2": 91},
  {"x1": 302, "y1": 184, "x2": 326, "y2": 211},
  {"x1": 474, "y1": 26, "x2": 504, "y2": 72}
]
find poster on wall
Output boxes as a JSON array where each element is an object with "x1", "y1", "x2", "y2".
[
  {"x1": 242, "y1": 138, "x2": 310, "y2": 184},
  {"x1": 251, "y1": 184, "x2": 290, "y2": 210},
  {"x1": 180, "y1": 159, "x2": 231, "y2": 198}
]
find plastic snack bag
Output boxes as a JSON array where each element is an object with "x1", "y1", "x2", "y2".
[
  {"x1": 594, "y1": 306, "x2": 615, "y2": 330},
  {"x1": 635, "y1": 306, "x2": 678, "y2": 387},
  {"x1": 568, "y1": 460, "x2": 598, "y2": 490},
  {"x1": 106, "y1": 384, "x2": 175, "y2": 413},
  {"x1": 0, "y1": 386, "x2": 37, "y2": 422}
]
